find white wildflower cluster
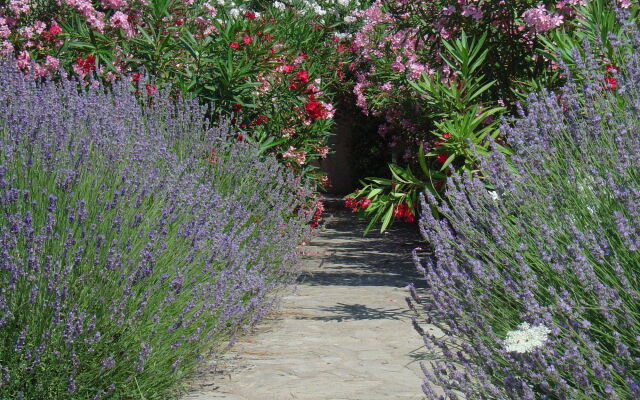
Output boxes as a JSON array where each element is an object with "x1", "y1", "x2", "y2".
[
  {"x1": 273, "y1": 1, "x2": 286, "y2": 10},
  {"x1": 504, "y1": 322, "x2": 551, "y2": 354},
  {"x1": 344, "y1": 15, "x2": 357, "y2": 23},
  {"x1": 213, "y1": 0, "x2": 264, "y2": 19},
  {"x1": 334, "y1": 32, "x2": 351, "y2": 40},
  {"x1": 296, "y1": 0, "x2": 361, "y2": 18}
]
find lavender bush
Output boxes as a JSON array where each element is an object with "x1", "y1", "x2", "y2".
[
  {"x1": 0, "y1": 62, "x2": 311, "y2": 399},
  {"x1": 410, "y1": 26, "x2": 640, "y2": 400}
]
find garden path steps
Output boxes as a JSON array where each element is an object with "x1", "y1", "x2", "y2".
[{"x1": 182, "y1": 197, "x2": 426, "y2": 400}]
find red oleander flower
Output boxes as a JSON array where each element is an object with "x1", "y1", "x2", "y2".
[
  {"x1": 232, "y1": 103, "x2": 242, "y2": 113},
  {"x1": 393, "y1": 203, "x2": 410, "y2": 218},
  {"x1": 243, "y1": 35, "x2": 253, "y2": 45},
  {"x1": 175, "y1": 18, "x2": 183, "y2": 26},
  {"x1": 131, "y1": 72, "x2": 142, "y2": 82},
  {"x1": 392, "y1": 202, "x2": 415, "y2": 222},
  {"x1": 359, "y1": 198, "x2": 371, "y2": 209},
  {"x1": 289, "y1": 81, "x2": 299, "y2": 90},
  {"x1": 304, "y1": 99, "x2": 326, "y2": 120},
  {"x1": 49, "y1": 25, "x2": 62, "y2": 36},
  {"x1": 42, "y1": 25, "x2": 62, "y2": 40},
  {"x1": 296, "y1": 69, "x2": 309, "y2": 84},
  {"x1": 435, "y1": 132, "x2": 452, "y2": 147},
  {"x1": 344, "y1": 196, "x2": 358, "y2": 211},
  {"x1": 282, "y1": 64, "x2": 294, "y2": 73},
  {"x1": 253, "y1": 115, "x2": 268, "y2": 125},
  {"x1": 605, "y1": 64, "x2": 618, "y2": 73},
  {"x1": 145, "y1": 84, "x2": 157, "y2": 95},
  {"x1": 605, "y1": 77, "x2": 617, "y2": 91},
  {"x1": 245, "y1": 11, "x2": 256, "y2": 20},
  {"x1": 75, "y1": 55, "x2": 96, "y2": 74},
  {"x1": 229, "y1": 42, "x2": 240, "y2": 50},
  {"x1": 437, "y1": 153, "x2": 449, "y2": 164}
]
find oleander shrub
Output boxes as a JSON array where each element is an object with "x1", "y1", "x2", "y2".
[
  {"x1": 350, "y1": 0, "x2": 635, "y2": 150},
  {"x1": 0, "y1": 61, "x2": 312, "y2": 399},
  {"x1": 409, "y1": 30, "x2": 640, "y2": 398},
  {"x1": 0, "y1": 0, "x2": 367, "y2": 185},
  {"x1": 345, "y1": 0, "x2": 639, "y2": 233}
]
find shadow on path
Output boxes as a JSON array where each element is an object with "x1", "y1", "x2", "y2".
[
  {"x1": 294, "y1": 302, "x2": 413, "y2": 321},
  {"x1": 297, "y1": 198, "x2": 425, "y2": 289}
]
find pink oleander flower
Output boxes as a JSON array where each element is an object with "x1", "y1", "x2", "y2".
[
  {"x1": 203, "y1": 2, "x2": 217, "y2": 17},
  {"x1": 380, "y1": 82, "x2": 393, "y2": 92},
  {"x1": 0, "y1": 40, "x2": 13, "y2": 56},
  {"x1": 16, "y1": 50, "x2": 31, "y2": 71},
  {"x1": 32, "y1": 21, "x2": 47, "y2": 35},
  {"x1": 110, "y1": 11, "x2": 135, "y2": 37},
  {"x1": 282, "y1": 146, "x2": 306, "y2": 165},
  {"x1": 390, "y1": 56, "x2": 406, "y2": 72},
  {"x1": 66, "y1": 0, "x2": 106, "y2": 32},
  {"x1": 0, "y1": 19, "x2": 10, "y2": 39},
  {"x1": 522, "y1": 5, "x2": 564, "y2": 32},
  {"x1": 9, "y1": 0, "x2": 30, "y2": 15},
  {"x1": 44, "y1": 55, "x2": 60, "y2": 70},
  {"x1": 461, "y1": 4, "x2": 484, "y2": 21},
  {"x1": 316, "y1": 146, "x2": 329, "y2": 158},
  {"x1": 101, "y1": 0, "x2": 126, "y2": 9},
  {"x1": 34, "y1": 63, "x2": 48, "y2": 78}
]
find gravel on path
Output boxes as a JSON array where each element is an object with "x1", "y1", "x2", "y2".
[{"x1": 182, "y1": 198, "x2": 427, "y2": 400}]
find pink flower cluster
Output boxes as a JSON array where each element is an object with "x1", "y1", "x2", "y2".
[
  {"x1": 66, "y1": 0, "x2": 106, "y2": 32},
  {"x1": 522, "y1": 5, "x2": 564, "y2": 32},
  {"x1": 351, "y1": 1, "x2": 431, "y2": 115},
  {"x1": 0, "y1": 0, "x2": 223, "y2": 79},
  {"x1": 349, "y1": 0, "x2": 591, "y2": 154},
  {"x1": 282, "y1": 146, "x2": 307, "y2": 165}
]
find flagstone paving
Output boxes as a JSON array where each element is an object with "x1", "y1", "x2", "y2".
[{"x1": 182, "y1": 198, "x2": 427, "y2": 400}]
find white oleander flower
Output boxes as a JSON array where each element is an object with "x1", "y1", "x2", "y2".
[
  {"x1": 504, "y1": 322, "x2": 551, "y2": 354},
  {"x1": 337, "y1": 0, "x2": 350, "y2": 6},
  {"x1": 344, "y1": 15, "x2": 357, "y2": 23},
  {"x1": 273, "y1": 1, "x2": 285, "y2": 10},
  {"x1": 489, "y1": 190, "x2": 500, "y2": 202},
  {"x1": 314, "y1": 5, "x2": 327, "y2": 15},
  {"x1": 229, "y1": 8, "x2": 241, "y2": 17}
]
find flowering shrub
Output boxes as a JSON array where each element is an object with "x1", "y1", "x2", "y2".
[
  {"x1": 409, "y1": 30, "x2": 640, "y2": 398},
  {"x1": 350, "y1": 0, "x2": 633, "y2": 140},
  {"x1": 347, "y1": 0, "x2": 637, "y2": 233},
  {"x1": 346, "y1": 32, "x2": 507, "y2": 233},
  {"x1": 350, "y1": 0, "x2": 567, "y2": 148},
  {"x1": 0, "y1": 0, "x2": 366, "y2": 184},
  {"x1": 0, "y1": 62, "x2": 313, "y2": 399}
]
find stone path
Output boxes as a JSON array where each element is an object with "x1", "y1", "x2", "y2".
[{"x1": 182, "y1": 198, "x2": 427, "y2": 400}]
